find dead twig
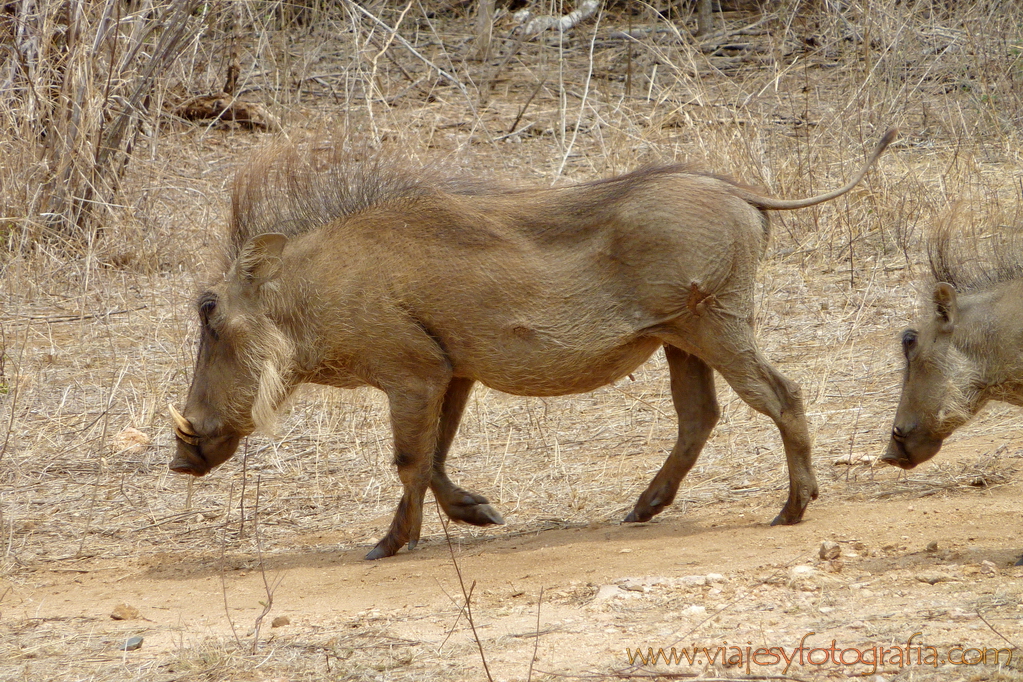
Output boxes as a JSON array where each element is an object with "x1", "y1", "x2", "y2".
[
  {"x1": 220, "y1": 480, "x2": 242, "y2": 647},
  {"x1": 436, "y1": 498, "x2": 494, "y2": 682},
  {"x1": 0, "y1": 306, "x2": 146, "y2": 324},
  {"x1": 977, "y1": 609, "x2": 1021, "y2": 653},
  {"x1": 527, "y1": 586, "x2": 543, "y2": 681},
  {"x1": 251, "y1": 475, "x2": 284, "y2": 654}
]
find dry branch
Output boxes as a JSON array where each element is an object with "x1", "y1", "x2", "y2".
[{"x1": 173, "y1": 94, "x2": 280, "y2": 131}]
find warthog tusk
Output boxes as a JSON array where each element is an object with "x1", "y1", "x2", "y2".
[
  {"x1": 174, "y1": 428, "x2": 200, "y2": 447},
  {"x1": 168, "y1": 403, "x2": 199, "y2": 443}
]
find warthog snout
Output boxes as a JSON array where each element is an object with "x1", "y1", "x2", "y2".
[
  {"x1": 168, "y1": 404, "x2": 241, "y2": 476},
  {"x1": 881, "y1": 424, "x2": 943, "y2": 470},
  {"x1": 881, "y1": 429, "x2": 913, "y2": 469}
]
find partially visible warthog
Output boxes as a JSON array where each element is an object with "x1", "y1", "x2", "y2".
[
  {"x1": 883, "y1": 224, "x2": 1023, "y2": 564},
  {"x1": 884, "y1": 223, "x2": 1023, "y2": 468},
  {"x1": 171, "y1": 130, "x2": 895, "y2": 560}
]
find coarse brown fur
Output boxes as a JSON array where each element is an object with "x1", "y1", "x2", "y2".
[{"x1": 171, "y1": 129, "x2": 895, "y2": 560}]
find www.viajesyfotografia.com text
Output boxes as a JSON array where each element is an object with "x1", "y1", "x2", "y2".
[{"x1": 625, "y1": 632, "x2": 1013, "y2": 675}]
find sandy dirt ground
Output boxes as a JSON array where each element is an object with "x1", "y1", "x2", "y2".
[{"x1": 3, "y1": 433, "x2": 1022, "y2": 682}]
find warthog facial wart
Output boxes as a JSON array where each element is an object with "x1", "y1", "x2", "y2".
[{"x1": 171, "y1": 129, "x2": 896, "y2": 559}]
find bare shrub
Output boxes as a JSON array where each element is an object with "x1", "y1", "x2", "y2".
[{"x1": 0, "y1": 0, "x2": 203, "y2": 249}]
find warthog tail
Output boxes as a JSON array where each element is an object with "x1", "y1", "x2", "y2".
[{"x1": 735, "y1": 128, "x2": 897, "y2": 211}]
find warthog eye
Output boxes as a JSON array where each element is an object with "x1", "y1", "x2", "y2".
[
  {"x1": 901, "y1": 329, "x2": 918, "y2": 357},
  {"x1": 198, "y1": 292, "x2": 218, "y2": 333}
]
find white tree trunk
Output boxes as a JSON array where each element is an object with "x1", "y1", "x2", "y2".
[{"x1": 514, "y1": 0, "x2": 600, "y2": 36}]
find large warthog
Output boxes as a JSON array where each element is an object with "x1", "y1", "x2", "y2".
[{"x1": 171, "y1": 130, "x2": 895, "y2": 560}]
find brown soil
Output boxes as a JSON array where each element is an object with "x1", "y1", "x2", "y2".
[{"x1": 3, "y1": 435, "x2": 1022, "y2": 682}]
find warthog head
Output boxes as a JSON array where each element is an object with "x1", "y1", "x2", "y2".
[
  {"x1": 883, "y1": 282, "x2": 982, "y2": 469},
  {"x1": 169, "y1": 233, "x2": 294, "y2": 476}
]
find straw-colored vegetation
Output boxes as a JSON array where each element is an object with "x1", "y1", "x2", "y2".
[{"x1": 1, "y1": 1, "x2": 1022, "y2": 680}]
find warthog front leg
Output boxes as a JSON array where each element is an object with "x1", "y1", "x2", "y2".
[
  {"x1": 366, "y1": 375, "x2": 503, "y2": 560},
  {"x1": 625, "y1": 345, "x2": 720, "y2": 523},
  {"x1": 429, "y1": 377, "x2": 505, "y2": 528},
  {"x1": 366, "y1": 375, "x2": 448, "y2": 561}
]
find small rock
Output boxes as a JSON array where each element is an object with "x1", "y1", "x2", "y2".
[
  {"x1": 705, "y1": 573, "x2": 725, "y2": 583},
  {"x1": 681, "y1": 605, "x2": 706, "y2": 617},
  {"x1": 271, "y1": 616, "x2": 291, "y2": 628},
  {"x1": 110, "y1": 604, "x2": 140, "y2": 621},
  {"x1": 980, "y1": 560, "x2": 998, "y2": 576},
  {"x1": 822, "y1": 559, "x2": 843, "y2": 574},
  {"x1": 926, "y1": 541, "x2": 939, "y2": 552},
  {"x1": 592, "y1": 585, "x2": 623, "y2": 602},
  {"x1": 120, "y1": 636, "x2": 143, "y2": 651},
  {"x1": 819, "y1": 541, "x2": 841, "y2": 561},
  {"x1": 915, "y1": 571, "x2": 951, "y2": 585},
  {"x1": 788, "y1": 565, "x2": 818, "y2": 591}
]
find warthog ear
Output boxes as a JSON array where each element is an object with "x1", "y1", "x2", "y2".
[
  {"x1": 932, "y1": 282, "x2": 958, "y2": 332},
  {"x1": 237, "y1": 233, "x2": 287, "y2": 286}
]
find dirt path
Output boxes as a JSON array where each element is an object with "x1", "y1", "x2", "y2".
[{"x1": 4, "y1": 438, "x2": 1022, "y2": 681}]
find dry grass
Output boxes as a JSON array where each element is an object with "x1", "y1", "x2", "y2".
[{"x1": 1, "y1": 1, "x2": 1023, "y2": 680}]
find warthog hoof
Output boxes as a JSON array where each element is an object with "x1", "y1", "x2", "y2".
[
  {"x1": 770, "y1": 486, "x2": 818, "y2": 526},
  {"x1": 770, "y1": 513, "x2": 799, "y2": 526},
  {"x1": 365, "y1": 537, "x2": 402, "y2": 561},
  {"x1": 770, "y1": 502, "x2": 812, "y2": 526},
  {"x1": 365, "y1": 546, "x2": 388, "y2": 561},
  {"x1": 622, "y1": 509, "x2": 651, "y2": 524},
  {"x1": 445, "y1": 491, "x2": 505, "y2": 526},
  {"x1": 623, "y1": 487, "x2": 671, "y2": 523},
  {"x1": 456, "y1": 502, "x2": 505, "y2": 527}
]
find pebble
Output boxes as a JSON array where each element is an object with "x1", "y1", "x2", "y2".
[
  {"x1": 120, "y1": 636, "x2": 143, "y2": 651},
  {"x1": 819, "y1": 540, "x2": 841, "y2": 560},
  {"x1": 915, "y1": 571, "x2": 952, "y2": 585},
  {"x1": 110, "y1": 604, "x2": 139, "y2": 621}
]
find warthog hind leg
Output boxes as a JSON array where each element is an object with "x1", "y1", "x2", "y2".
[
  {"x1": 429, "y1": 377, "x2": 506, "y2": 527},
  {"x1": 663, "y1": 321, "x2": 818, "y2": 526},
  {"x1": 713, "y1": 342, "x2": 817, "y2": 525},
  {"x1": 625, "y1": 345, "x2": 719, "y2": 523}
]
